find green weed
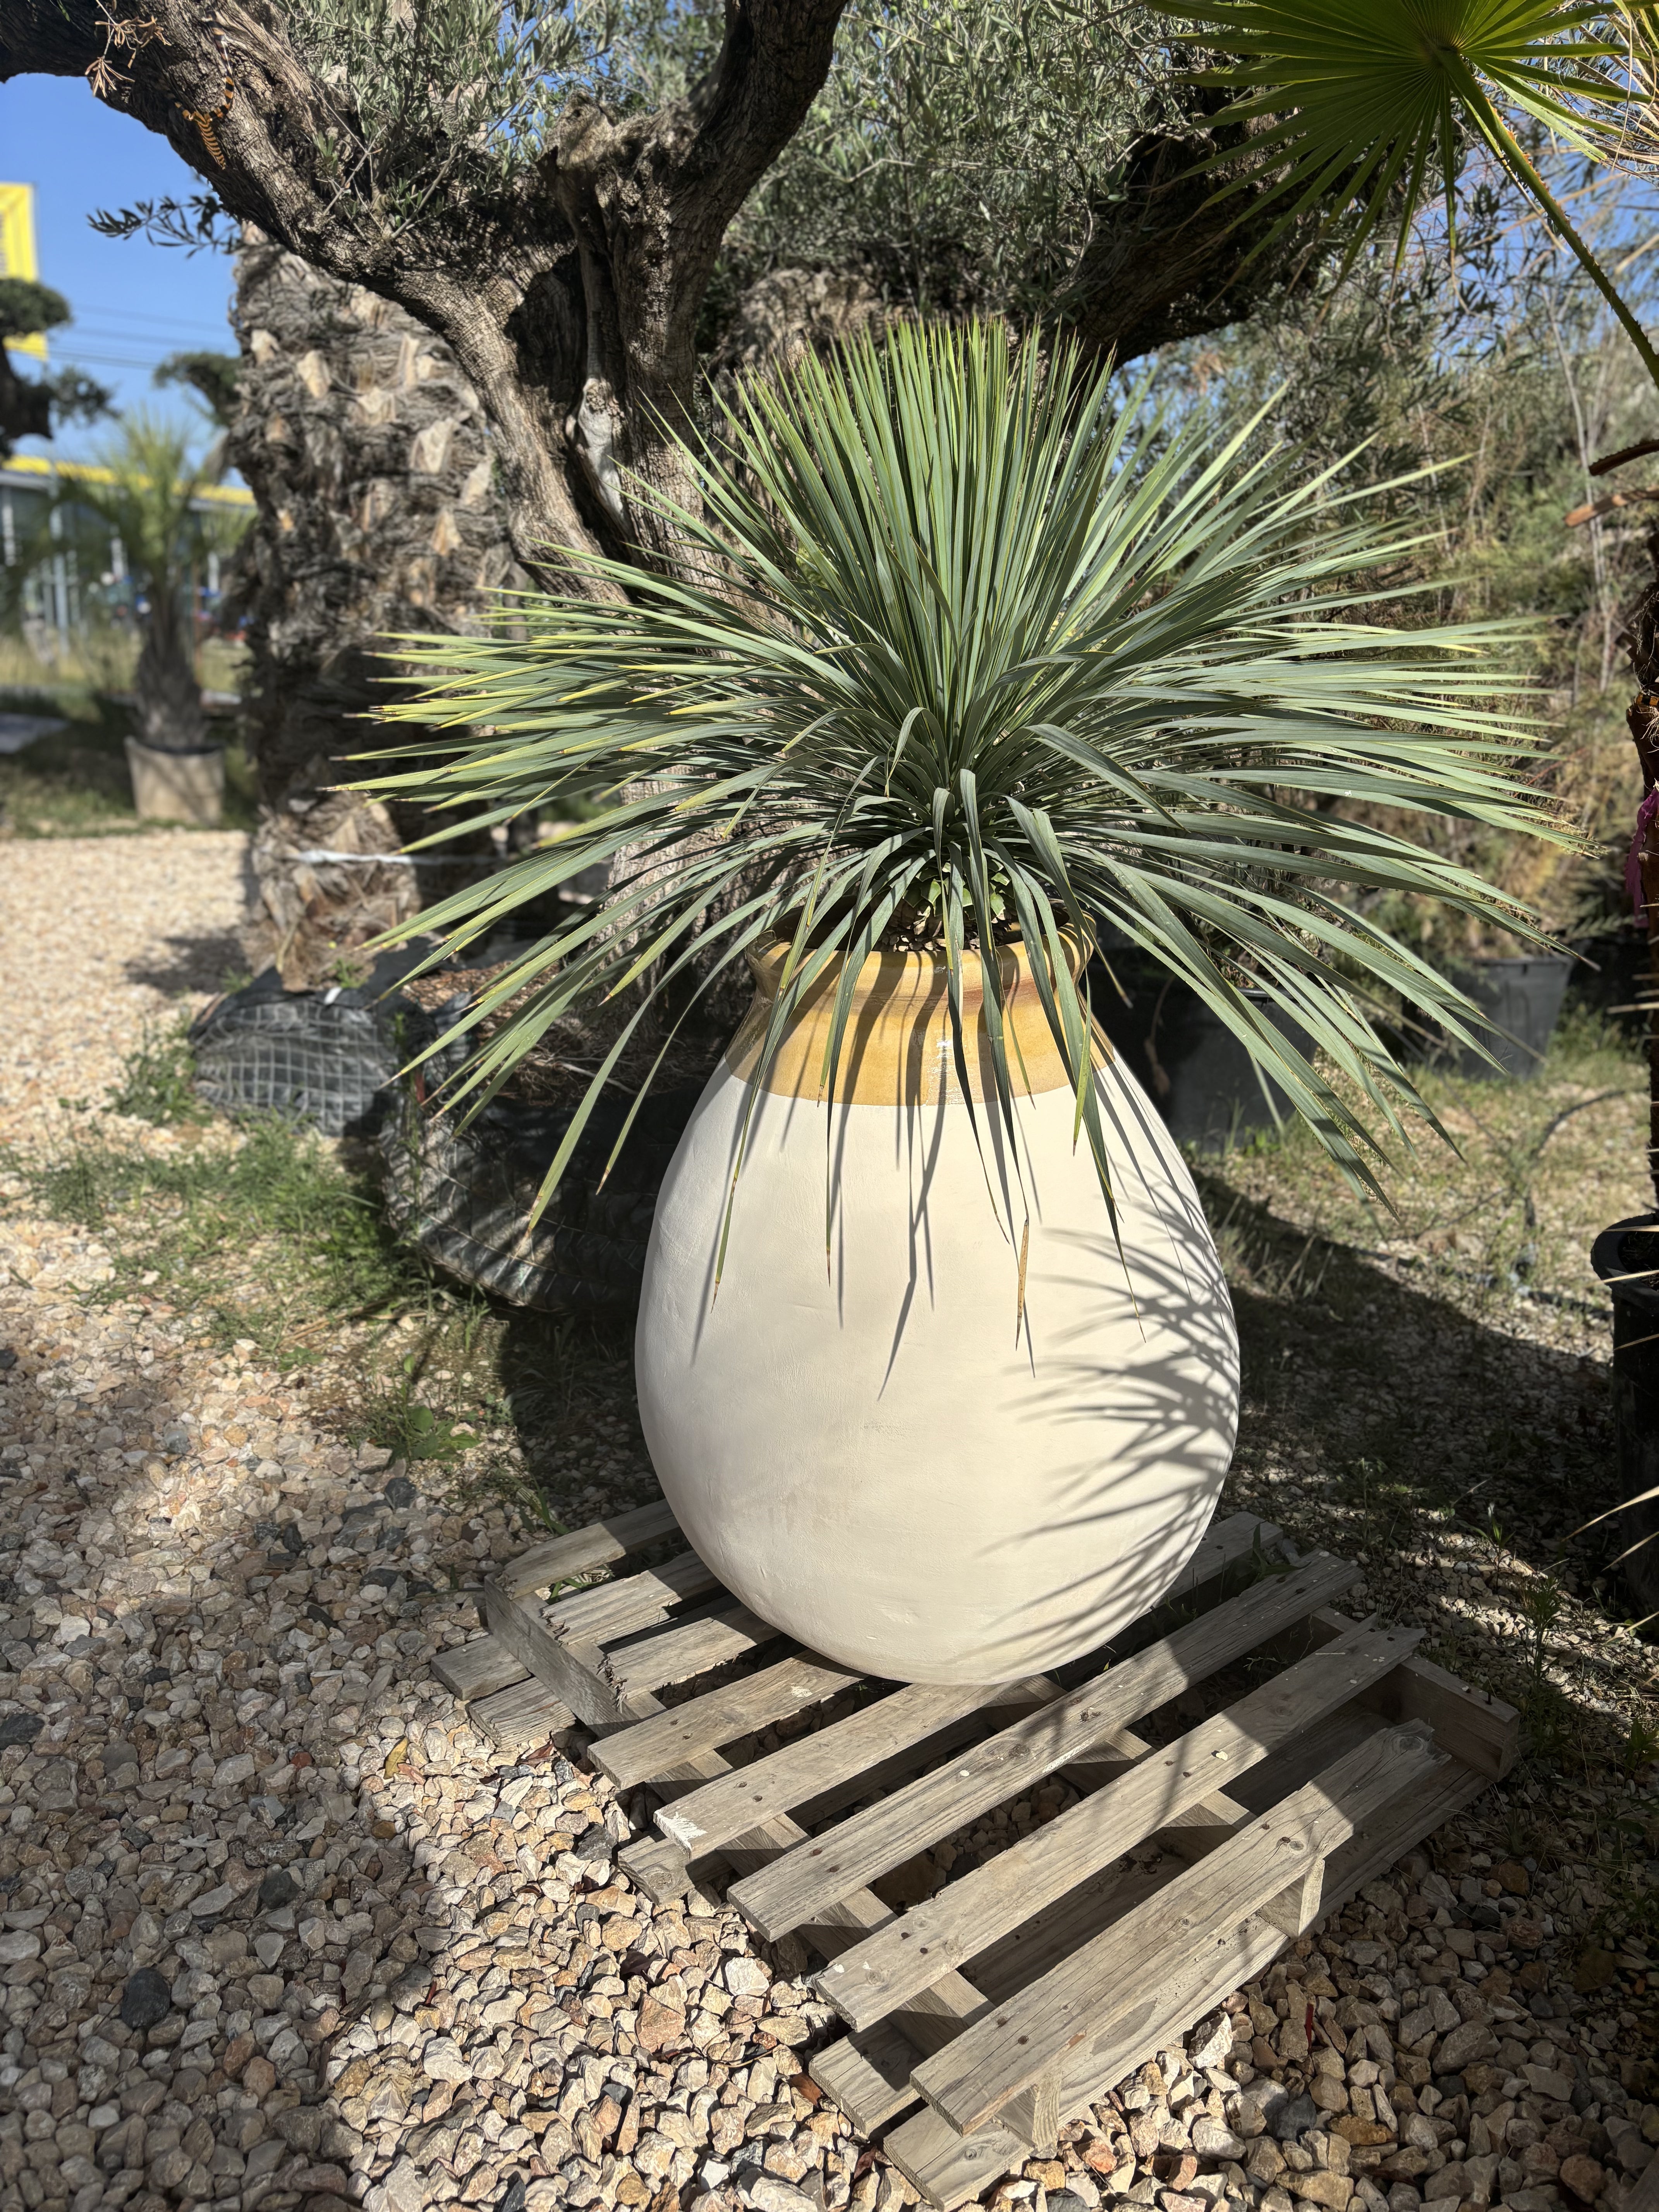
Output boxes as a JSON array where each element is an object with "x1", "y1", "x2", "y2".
[
  {"x1": 355, "y1": 1352, "x2": 481, "y2": 1463},
  {"x1": 107, "y1": 1018, "x2": 212, "y2": 1126},
  {"x1": 28, "y1": 1116, "x2": 433, "y2": 1366}
]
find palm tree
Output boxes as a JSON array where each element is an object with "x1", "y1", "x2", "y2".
[{"x1": 62, "y1": 414, "x2": 239, "y2": 752}]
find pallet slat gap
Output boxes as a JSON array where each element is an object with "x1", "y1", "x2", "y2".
[
  {"x1": 730, "y1": 1550, "x2": 1359, "y2": 1941},
  {"x1": 816, "y1": 1618, "x2": 1422, "y2": 2032}
]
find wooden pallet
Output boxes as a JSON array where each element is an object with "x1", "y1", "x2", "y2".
[{"x1": 433, "y1": 1504, "x2": 1518, "y2": 2209}]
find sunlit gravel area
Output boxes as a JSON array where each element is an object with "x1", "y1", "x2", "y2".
[{"x1": 0, "y1": 841, "x2": 1654, "y2": 2212}]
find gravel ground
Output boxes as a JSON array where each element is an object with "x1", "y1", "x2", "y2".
[
  {"x1": 0, "y1": 834, "x2": 251, "y2": 1154},
  {"x1": 0, "y1": 838, "x2": 1656, "y2": 2212}
]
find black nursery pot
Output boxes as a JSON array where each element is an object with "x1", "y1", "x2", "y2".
[
  {"x1": 1436, "y1": 956, "x2": 1573, "y2": 1081},
  {"x1": 1091, "y1": 954, "x2": 1312, "y2": 1154},
  {"x1": 1589, "y1": 1214, "x2": 1659, "y2": 1620}
]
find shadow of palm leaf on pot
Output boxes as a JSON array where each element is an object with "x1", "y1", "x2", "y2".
[{"x1": 349, "y1": 321, "x2": 1570, "y2": 1685}]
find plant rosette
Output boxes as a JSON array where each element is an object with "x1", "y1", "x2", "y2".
[{"x1": 354, "y1": 323, "x2": 1566, "y2": 1683}]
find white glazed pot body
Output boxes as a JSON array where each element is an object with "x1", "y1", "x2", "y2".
[{"x1": 635, "y1": 945, "x2": 1239, "y2": 1683}]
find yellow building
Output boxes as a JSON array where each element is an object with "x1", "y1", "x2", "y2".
[{"x1": 0, "y1": 183, "x2": 48, "y2": 360}]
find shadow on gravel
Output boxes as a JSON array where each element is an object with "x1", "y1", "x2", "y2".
[
  {"x1": 123, "y1": 927, "x2": 252, "y2": 1000},
  {"x1": 1203, "y1": 1178, "x2": 1650, "y2": 1769}
]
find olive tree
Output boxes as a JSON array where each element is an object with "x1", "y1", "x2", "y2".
[
  {"x1": 1, "y1": 1, "x2": 1319, "y2": 586},
  {"x1": 1, "y1": 0, "x2": 854, "y2": 580}
]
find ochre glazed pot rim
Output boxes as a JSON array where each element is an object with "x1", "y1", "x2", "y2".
[
  {"x1": 730, "y1": 932, "x2": 1098, "y2": 1105},
  {"x1": 744, "y1": 931, "x2": 1089, "y2": 1005}
]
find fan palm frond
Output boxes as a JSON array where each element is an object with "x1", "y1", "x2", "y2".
[{"x1": 1159, "y1": 1, "x2": 1659, "y2": 392}]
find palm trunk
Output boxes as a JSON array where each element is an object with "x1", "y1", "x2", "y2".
[
  {"x1": 229, "y1": 239, "x2": 522, "y2": 986},
  {"x1": 132, "y1": 582, "x2": 206, "y2": 752}
]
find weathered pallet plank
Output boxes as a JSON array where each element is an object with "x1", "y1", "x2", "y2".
[
  {"x1": 545, "y1": 1549, "x2": 720, "y2": 1643},
  {"x1": 595, "y1": 1652, "x2": 863, "y2": 1789},
  {"x1": 499, "y1": 1499, "x2": 680, "y2": 1599},
  {"x1": 884, "y1": 1737, "x2": 1486, "y2": 2210},
  {"x1": 886, "y1": 2108, "x2": 1036, "y2": 2212},
  {"x1": 811, "y1": 2019, "x2": 928, "y2": 2135},
  {"x1": 622, "y1": 1684, "x2": 1055, "y2": 1925},
  {"x1": 481, "y1": 1580, "x2": 635, "y2": 1729},
  {"x1": 969, "y1": 1856, "x2": 1172, "y2": 2002},
  {"x1": 1299, "y1": 1608, "x2": 1519, "y2": 1778},
  {"x1": 730, "y1": 1552, "x2": 1359, "y2": 1941},
  {"x1": 1291, "y1": 1730, "x2": 1491, "y2": 1936},
  {"x1": 604, "y1": 1605, "x2": 783, "y2": 1698},
  {"x1": 656, "y1": 1676, "x2": 1059, "y2": 1856},
  {"x1": 914, "y1": 1721, "x2": 1445, "y2": 2138},
  {"x1": 806, "y1": 1717, "x2": 1252, "y2": 2144},
  {"x1": 1010, "y1": 1733, "x2": 1451, "y2": 2134},
  {"x1": 431, "y1": 1635, "x2": 527, "y2": 1704},
  {"x1": 886, "y1": 1902, "x2": 1287, "y2": 2210},
  {"x1": 617, "y1": 1833, "x2": 704, "y2": 1907},
  {"x1": 467, "y1": 1673, "x2": 576, "y2": 1750},
  {"x1": 817, "y1": 1619, "x2": 1422, "y2": 2032},
  {"x1": 608, "y1": 1674, "x2": 1004, "y2": 2056}
]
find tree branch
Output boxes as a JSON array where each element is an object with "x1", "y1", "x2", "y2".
[{"x1": 1057, "y1": 103, "x2": 1323, "y2": 364}]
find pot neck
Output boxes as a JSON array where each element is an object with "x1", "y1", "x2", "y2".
[
  {"x1": 744, "y1": 934, "x2": 1087, "y2": 1012},
  {"x1": 728, "y1": 933, "x2": 1094, "y2": 1105}
]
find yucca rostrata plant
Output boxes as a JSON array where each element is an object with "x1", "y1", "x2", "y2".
[{"x1": 351, "y1": 319, "x2": 1565, "y2": 1221}]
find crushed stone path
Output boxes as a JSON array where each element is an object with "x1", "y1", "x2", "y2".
[
  {"x1": 0, "y1": 836, "x2": 1654, "y2": 2212},
  {"x1": 0, "y1": 833, "x2": 251, "y2": 1155}
]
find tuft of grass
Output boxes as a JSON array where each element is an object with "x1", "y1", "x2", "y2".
[
  {"x1": 354, "y1": 1351, "x2": 482, "y2": 1463},
  {"x1": 106, "y1": 1018, "x2": 213, "y2": 1126},
  {"x1": 28, "y1": 1116, "x2": 434, "y2": 1367}
]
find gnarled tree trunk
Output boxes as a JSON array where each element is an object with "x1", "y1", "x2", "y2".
[{"x1": 0, "y1": 0, "x2": 853, "y2": 592}]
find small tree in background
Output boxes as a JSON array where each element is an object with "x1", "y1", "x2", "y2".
[
  {"x1": 62, "y1": 413, "x2": 248, "y2": 752},
  {"x1": 153, "y1": 347, "x2": 242, "y2": 443},
  {"x1": 0, "y1": 276, "x2": 111, "y2": 460}
]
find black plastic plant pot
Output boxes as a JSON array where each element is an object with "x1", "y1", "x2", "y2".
[
  {"x1": 1439, "y1": 956, "x2": 1573, "y2": 1081},
  {"x1": 379, "y1": 1082, "x2": 701, "y2": 1310},
  {"x1": 1091, "y1": 954, "x2": 1314, "y2": 1155},
  {"x1": 1589, "y1": 1214, "x2": 1659, "y2": 1621}
]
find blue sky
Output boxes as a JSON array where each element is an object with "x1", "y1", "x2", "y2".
[{"x1": 0, "y1": 75, "x2": 239, "y2": 456}]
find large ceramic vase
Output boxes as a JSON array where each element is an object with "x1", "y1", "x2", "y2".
[{"x1": 635, "y1": 941, "x2": 1240, "y2": 1684}]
